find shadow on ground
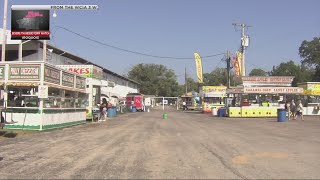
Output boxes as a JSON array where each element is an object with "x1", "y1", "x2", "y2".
[{"x1": 0, "y1": 131, "x2": 17, "y2": 138}]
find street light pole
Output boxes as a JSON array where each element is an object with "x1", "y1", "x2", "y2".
[{"x1": 1, "y1": 0, "x2": 8, "y2": 62}]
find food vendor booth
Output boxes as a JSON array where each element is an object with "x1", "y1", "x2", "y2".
[
  {"x1": 179, "y1": 91, "x2": 200, "y2": 110},
  {"x1": 57, "y1": 65, "x2": 106, "y2": 120},
  {"x1": 227, "y1": 76, "x2": 304, "y2": 118},
  {"x1": 200, "y1": 86, "x2": 226, "y2": 113},
  {"x1": 1, "y1": 62, "x2": 87, "y2": 130},
  {"x1": 297, "y1": 82, "x2": 320, "y2": 116}
]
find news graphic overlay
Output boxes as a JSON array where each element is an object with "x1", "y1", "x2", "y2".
[{"x1": 11, "y1": 8, "x2": 50, "y2": 40}]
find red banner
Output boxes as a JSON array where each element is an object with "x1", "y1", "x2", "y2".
[
  {"x1": 233, "y1": 56, "x2": 240, "y2": 77},
  {"x1": 11, "y1": 31, "x2": 50, "y2": 37}
]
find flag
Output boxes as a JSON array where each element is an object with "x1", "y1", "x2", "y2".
[
  {"x1": 236, "y1": 51, "x2": 242, "y2": 76},
  {"x1": 194, "y1": 52, "x2": 203, "y2": 83},
  {"x1": 233, "y1": 56, "x2": 240, "y2": 77}
]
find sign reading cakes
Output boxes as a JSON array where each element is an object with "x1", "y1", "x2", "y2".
[
  {"x1": 9, "y1": 65, "x2": 40, "y2": 80},
  {"x1": 62, "y1": 72, "x2": 74, "y2": 87},
  {"x1": 44, "y1": 66, "x2": 60, "y2": 84},
  {"x1": 76, "y1": 76, "x2": 86, "y2": 89},
  {"x1": 0, "y1": 65, "x2": 5, "y2": 79}
]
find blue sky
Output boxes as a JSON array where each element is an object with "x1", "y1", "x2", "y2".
[{"x1": 1, "y1": 0, "x2": 320, "y2": 83}]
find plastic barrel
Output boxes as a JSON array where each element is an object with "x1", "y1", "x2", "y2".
[
  {"x1": 277, "y1": 109, "x2": 287, "y2": 122},
  {"x1": 163, "y1": 113, "x2": 168, "y2": 119},
  {"x1": 218, "y1": 108, "x2": 226, "y2": 117},
  {"x1": 107, "y1": 108, "x2": 113, "y2": 117},
  {"x1": 112, "y1": 107, "x2": 117, "y2": 116}
]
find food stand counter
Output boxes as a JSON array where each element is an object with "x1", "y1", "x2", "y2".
[
  {"x1": 1, "y1": 62, "x2": 87, "y2": 130},
  {"x1": 298, "y1": 82, "x2": 320, "y2": 116}
]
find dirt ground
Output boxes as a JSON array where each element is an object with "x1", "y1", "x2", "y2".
[{"x1": 0, "y1": 107, "x2": 319, "y2": 179}]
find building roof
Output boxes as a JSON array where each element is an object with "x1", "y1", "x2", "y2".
[{"x1": 42, "y1": 42, "x2": 140, "y2": 85}]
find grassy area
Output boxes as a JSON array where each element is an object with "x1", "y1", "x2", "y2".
[{"x1": 0, "y1": 129, "x2": 40, "y2": 140}]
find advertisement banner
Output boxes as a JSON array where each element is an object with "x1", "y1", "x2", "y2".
[
  {"x1": 243, "y1": 87, "x2": 303, "y2": 94},
  {"x1": 236, "y1": 51, "x2": 242, "y2": 76},
  {"x1": 76, "y1": 76, "x2": 86, "y2": 89},
  {"x1": 194, "y1": 52, "x2": 203, "y2": 83},
  {"x1": 57, "y1": 65, "x2": 103, "y2": 79},
  {"x1": 233, "y1": 56, "x2": 240, "y2": 77},
  {"x1": 44, "y1": 66, "x2": 60, "y2": 85},
  {"x1": 0, "y1": 65, "x2": 5, "y2": 80},
  {"x1": 62, "y1": 72, "x2": 75, "y2": 87},
  {"x1": 8, "y1": 65, "x2": 40, "y2": 80},
  {"x1": 242, "y1": 76, "x2": 294, "y2": 87}
]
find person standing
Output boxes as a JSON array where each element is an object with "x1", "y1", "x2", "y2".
[
  {"x1": 285, "y1": 101, "x2": 291, "y2": 121},
  {"x1": 182, "y1": 101, "x2": 187, "y2": 110},
  {"x1": 290, "y1": 99, "x2": 296, "y2": 120},
  {"x1": 296, "y1": 100, "x2": 305, "y2": 121}
]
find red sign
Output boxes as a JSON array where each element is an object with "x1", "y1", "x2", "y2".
[
  {"x1": 11, "y1": 31, "x2": 50, "y2": 37},
  {"x1": 67, "y1": 68, "x2": 90, "y2": 75}
]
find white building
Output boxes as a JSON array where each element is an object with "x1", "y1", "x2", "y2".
[{"x1": 0, "y1": 28, "x2": 140, "y2": 99}]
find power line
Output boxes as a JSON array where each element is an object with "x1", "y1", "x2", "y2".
[{"x1": 52, "y1": 25, "x2": 226, "y2": 60}]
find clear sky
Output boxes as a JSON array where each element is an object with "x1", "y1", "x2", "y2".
[{"x1": 1, "y1": 0, "x2": 320, "y2": 83}]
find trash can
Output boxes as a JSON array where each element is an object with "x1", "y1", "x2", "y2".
[
  {"x1": 212, "y1": 107, "x2": 218, "y2": 116},
  {"x1": 277, "y1": 109, "x2": 287, "y2": 122},
  {"x1": 107, "y1": 108, "x2": 113, "y2": 117},
  {"x1": 131, "y1": 107, "x2": 137, "y2": 113},
  {"x1": 112, "y1": 107, "x2": 117, "y2": 116},
  {"x1": 218, "y1": 108, "x2": 226, "y2": 117},
  {"x1": 163, "y1": 113, "x2": 168, "y2": 119}
]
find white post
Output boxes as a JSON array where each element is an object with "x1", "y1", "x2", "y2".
[
  {"x1": 39, "y1": 63, "x2": 45, "y2": 130},
  {"x1": 1, "y1": 0, "x2": 8, "y2": 62},
  {"x1": 162, "y1": 97, "x2": 164, "y2": 111},
  {"x1": 43, "y1": 40, "x2": 47, "y2": 63}
]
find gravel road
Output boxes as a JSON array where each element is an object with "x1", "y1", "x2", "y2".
[{"x1": 0, "y1": 107, "x2": 319, "y2": 179}]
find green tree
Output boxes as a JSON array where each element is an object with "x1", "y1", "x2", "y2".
[
  {"x1": 299, "y1": 37, "x2": 320, "y2": 81},
  {"x1": 299, "y1": 37, "x2": 320, "y2": 66},
  {"x1": 127, "y1": 63, "x2": 180, "y2": 96},
  {"x1": 269, "y1": 61, "x2": 314, "y2": 86},
  {"x1": 249, "y1": 68, "x2": 267, "y2": 76},
  {"x1": 186, "y1": 77, "x2": 199, "y2": 92},
  {"x1": 203, "y1": 68, "x2": 236, "y2": 86}
]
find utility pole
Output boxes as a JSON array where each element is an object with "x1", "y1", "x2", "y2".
[
  {"x1": 232, "y1": 23, "x2": 251, "y2": 76},
  {"x1": 226, "y1": 50, "x2": 231, "y2": 89},
  {"x1": 185, "y1": 67, "x2": 187, "y2": 94},
  {"x1": 1, "y1": 0, "x2": 8, "y2": 62}
]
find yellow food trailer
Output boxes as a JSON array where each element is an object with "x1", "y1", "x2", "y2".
[
  {"x1": 200, "y1": 86, "x2": 226, "y2": 113},
  {"x1": 297, "y1": 82, "x2": 320, "y2": 116},
  {"x1": 227, "y1": 76, "x2": 304, "y2": 118}
]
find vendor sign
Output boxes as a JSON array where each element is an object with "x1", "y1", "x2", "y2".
[
  {"x1": 62, "y1": 72, "x2": 75, "y2": 87},
  {"x1": 44, "y1": 66, "x2": 60, "y2": 85},
  {"x1": 0, "y1": 65, "x2": 5, "y2": 80},
  {"x1": 76, "y1": 76, "x2": 86, "y2": 89},
  {"x1": 57, "y1": 65, "x2": 103, "y2": 79},
  {"x1": 242, "y1": 76, "x2": 294, "y2": 87},
  {"x1": 8, "y1": 64, "x2": 40, "y2": 80},
  {"x1": 243, "y1": 87, "x2": 303, "y2": 94},
  {"x1": 201, "y1": 86, "x2": 227, "y2": 97}
]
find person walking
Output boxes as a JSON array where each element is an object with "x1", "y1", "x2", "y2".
[
  {"x1": 99, "y1": 98, "x2": 108, "y2": 121},
  {"x1": 182, "y1": 101, "x2": 187, "y2": 110},
  {"x1": 290, "y1": 99, "x2": 296, "y2": 120},
  {"x1": 285, "y1": 101, "x2": 291, "y2": 121},
  {"x1": 296, "y1": 100, "x2": 304, "y2": 121}
]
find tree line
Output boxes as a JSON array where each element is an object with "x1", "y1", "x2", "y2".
[{"x1": 127, "y1": 37, "x2": 320, "y2": 97}]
